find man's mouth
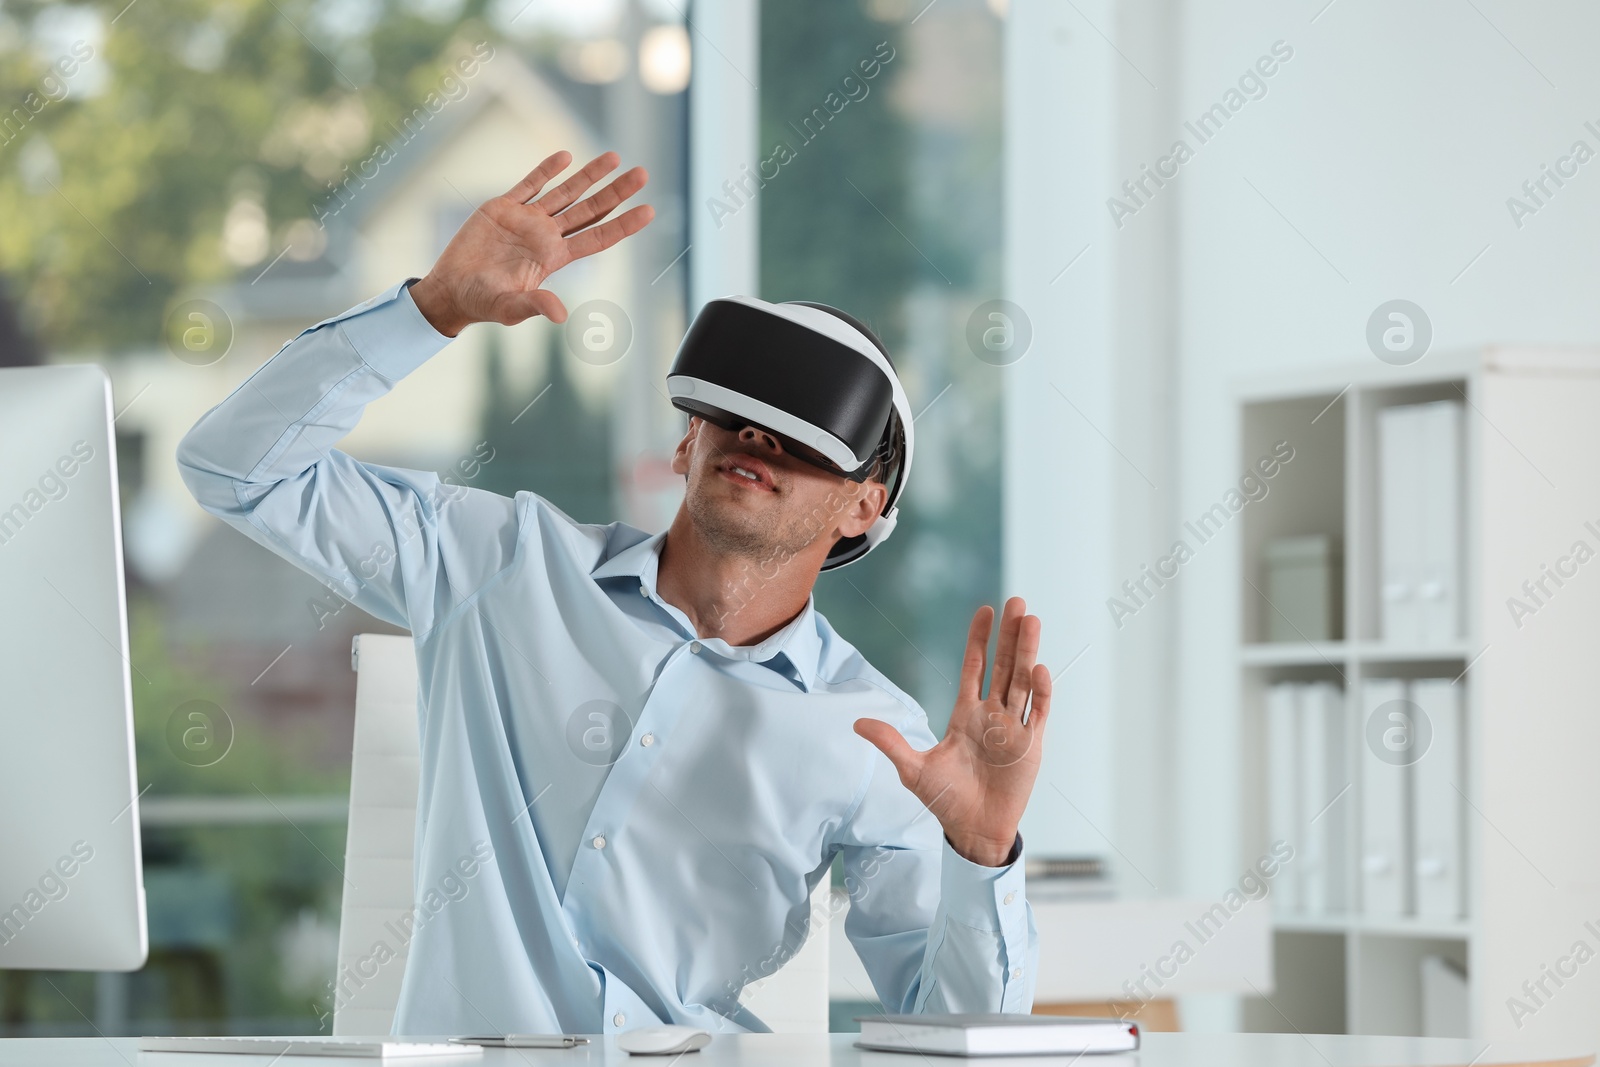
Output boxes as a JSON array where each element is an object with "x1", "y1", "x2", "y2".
[{"x1": 717, "y1": 454, "x2": 777, "y2": 492}]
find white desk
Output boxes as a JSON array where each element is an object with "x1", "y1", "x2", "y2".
[{"x1": 0, "y1": 1033, "x2": 1589, "y2": 1067}]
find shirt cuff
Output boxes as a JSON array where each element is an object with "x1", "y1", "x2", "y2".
[
  {"x1": 338, "y1": 277, "x2": 456, "y2": 382},
  {"x1": 939, "y1": 831, "x2": 1026, "y2": 930}
]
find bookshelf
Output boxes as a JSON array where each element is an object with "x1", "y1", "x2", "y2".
[{"x1": 1233, "y1": 348, "x2": 1600, "y2": 1050}]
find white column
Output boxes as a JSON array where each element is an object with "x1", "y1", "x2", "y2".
[
  {"x1": 1002, "y1": 0, "x2": 1179, "y2": 893},
  {"x1": 687, "y1": 0, "x2": 759, "y2": 307}
]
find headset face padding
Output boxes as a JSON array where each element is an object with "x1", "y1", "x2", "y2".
[{"x1": 666, "y1": 296, "x2": 914, "y2": 570}]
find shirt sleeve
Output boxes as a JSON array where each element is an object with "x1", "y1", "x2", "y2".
[
  {"x1": 836, "y1": 712, "x2": 1040, "y2": 1016},
  {"x1": 174, "y1": 279, "x2": 521, "y2": 640}
]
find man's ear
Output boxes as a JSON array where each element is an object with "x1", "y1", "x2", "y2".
[
  {"x1": 670, "y1": 417, "x2": 700, "y2": 477},
  {"x1": 834, "y1": 479, "x2": 889, "y2": 540}
]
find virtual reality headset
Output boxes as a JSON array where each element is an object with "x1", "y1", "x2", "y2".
[{"x1": 665, "y1": 296, "x2": 914, "y2": 570}]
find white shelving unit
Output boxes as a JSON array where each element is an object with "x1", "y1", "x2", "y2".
[{"x1": 1233, "y1": 347, "x2": 1600, "y2": 1053}]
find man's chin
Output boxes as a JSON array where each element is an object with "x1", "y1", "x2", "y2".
[
  {"x1": 687, "y1": 490, "x2": 789, "y2": 557},
  {"x1": 703, "y1": 500, "x2": 769, "y2": 533}
]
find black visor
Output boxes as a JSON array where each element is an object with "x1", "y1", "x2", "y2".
[{"x1": 666, "y1": 299, "x2": 895, "y2": 479}]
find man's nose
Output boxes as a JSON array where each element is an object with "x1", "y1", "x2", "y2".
[{"x1": 739, "y1": 425, "x2": 784, "y2": 454}]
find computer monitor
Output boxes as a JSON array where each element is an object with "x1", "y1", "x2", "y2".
[{"x1": 0, "y1": 363, "x2": 147, "y2": 971}]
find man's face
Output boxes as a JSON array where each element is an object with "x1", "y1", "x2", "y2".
[{"x1": 670, "y1": 418, "x2": 887, "y2": 563}]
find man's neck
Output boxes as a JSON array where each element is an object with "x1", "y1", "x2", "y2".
[{"x1": 654, "y1": 511, "x2": 822, "y2": 647}]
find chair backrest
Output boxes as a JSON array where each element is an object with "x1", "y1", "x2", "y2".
[
  {"x1": 335, "y1": 633, "x2": 831, "y2": 1036},
  {"x1": 334, "y1": 634, "x2": 422, "y2": 1036},
  {"x1": 731, "y1": 886, "x2": 831, "y2": 1032}
]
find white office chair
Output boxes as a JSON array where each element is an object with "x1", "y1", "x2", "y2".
[
  {"x1": 333, "y1": 634, "x2": 423, "y2": 1036},
  {"x1": 335, "y1": 633, "x2": 831, "y2": 1036}
]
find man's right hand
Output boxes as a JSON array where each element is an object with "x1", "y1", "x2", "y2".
[{"x1": 409, "y1": 149, "x2": 654, "y2": 337}]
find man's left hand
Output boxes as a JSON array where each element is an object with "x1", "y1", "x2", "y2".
[{"x1": 854, "y1": 597, "x2": 1052, "y2": 867}]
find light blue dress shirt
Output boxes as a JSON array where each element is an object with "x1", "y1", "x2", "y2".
[{"x1": 174, "y1": 279, "x2": 1038, "y2": 1036}]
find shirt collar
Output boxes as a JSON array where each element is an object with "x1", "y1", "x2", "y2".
[{"x1": 591, "y1": 530, "x2": 821, "y2": 692}]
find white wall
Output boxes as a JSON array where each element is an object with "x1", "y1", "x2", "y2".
[
  {"x1": 1172, "y1": 0, "x2": 1600, "y2": 905},
  {"x1": 1009, "y1": 0, "x2": 1600, "y2": 1027},
  {"x1": 1004, "y1": 0, "x2": 1180, "y2": 889}
]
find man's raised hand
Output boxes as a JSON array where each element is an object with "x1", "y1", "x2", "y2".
[
  {"x1": 852, "y1": 597, "x2": 1052, "y2": 867},
  {"x1": 410, "y1": 149, "x2": 654, "y2": 336}
]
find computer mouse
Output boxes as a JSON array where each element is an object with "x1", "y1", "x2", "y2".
[{"x1": 616, "y1": 1024, "x2": 712, "y2": 1056}]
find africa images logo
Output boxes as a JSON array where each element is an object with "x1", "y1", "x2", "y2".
[{"x1": 0, "y1": 842, "x2": 96, "y2": 949}]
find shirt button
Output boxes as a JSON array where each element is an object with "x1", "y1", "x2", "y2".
[
  {"x1": 689, "y1": 641, "x2": 702, "y2": 654},
  {"x1": 592, "y1": 835, "x2": 607, "y2": 850},
  {"x1": 639, "y1": 584, "x2": 648, "y2": 596},
  {"x1": 613, "y1": 1013, "x2": 626, "y2": 1027},
  {"x1": 1011, "y1": 967, "x2": 1023, "y2": 980},
  {"x1": 640, "y1": 733, "x2": 655, "y2": 747}
]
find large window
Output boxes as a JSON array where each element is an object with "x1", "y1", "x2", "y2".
[
  {"x1": 758, "y1": 0, "x2": 1006, "y2": 729},
  {"x1": 0, "y1": 0, "x2": 688, "y2": 1036},
  {"x1": 0, "y1": 0, "x2": 1003, "y2": 1038}
]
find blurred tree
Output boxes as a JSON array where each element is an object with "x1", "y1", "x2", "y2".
[
  {"x1": 757, "y1": 1, "x2": 915, "y2": 325},
  {"x1": 755, "y1": 2, "x2": 1004, "y2": 726},
  {"x1": 128, "y1": 593, "x2": 346, "y2": 797},
  {"x1": 0, "y1": 0, "x2": 503, "y2": 351},
  {"x1": 0, "y1": 272, "x2": 41, "y2": 365},
  {"x1": 757, "y1": 0, "x2": 917, "y2": 701},
  {"x1": 126, "y1": 591, "x2": 350, "y2": 1030},
  {"x1": 758, "y1": 0, "x2": 1004, "y2": 726}
]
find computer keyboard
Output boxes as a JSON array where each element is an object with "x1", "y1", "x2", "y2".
[{"x1": 136, "y1": 1036, "x2": 482, "y2": 1058}]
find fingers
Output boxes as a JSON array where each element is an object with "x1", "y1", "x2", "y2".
[
  {"x1": 564, "y1": 202, "x2": 656, "y2": 261},
  {"x1": 503, "y1": 150, "x2": 573, "y2": 203},
  {"x1": 853, "y1": 718, "x2": 922, "y2": 787},
  {"x1": 556, "y1": 166, "x2": 650, "y2": 236},
  {"x1": 957, "y1": 605, "x2": 995, "y2": 708},
  {"x1": 1005, "y1": 613, "x2": 1041, "y2": 715},
  {"x1": 498, "y1": 287, "x2": 569, "y2": 325},
  {"x1": 531, "y1": 150, "x2": 621, "y2": 214},
  {"x1": 1025, "y1": 662, "x2": 1052, "y2": 729},
  {"x1": 986, "y1": 596, "x2": 1026, "y2": 703}
]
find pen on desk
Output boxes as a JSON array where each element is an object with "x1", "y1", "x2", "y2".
[{"x1": 452, "y1": 1034, "x2": 590, "y2": 1048}]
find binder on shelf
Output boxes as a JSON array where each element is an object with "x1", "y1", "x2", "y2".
[
  {"x1": 1377, "y1": 405, "x2": 1423, "y2": 645},
  {"x1": 1299, "y1": 681, "x2": 1347, "y2": 914},
  {"x1": 1266, "y1": 682, "x2": 1302, "y2": 914},
  {"x1": 1416, "y1": 401, "x2": 1464, "y2": 644},
  {"x1": 1361, "y1": 678, "x2": 1411, "y2": 917},
  {"x1": 1427, "y1": 403, "x2": 1465, "y2": 643},
  {"x1": 1377, "y1": 401, "x2": 1464, "y2": 646},
  {"x1": 1412, "y1": 678, "x2": 1465, "y2": 919}
]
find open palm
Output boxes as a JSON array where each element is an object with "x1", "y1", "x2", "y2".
[
  {"x1": 411, "y1": 149, "x2": 654, "y2": 334},
  {"x1": 854, "y1": 597, "x2": 1052, "y2": 867}
]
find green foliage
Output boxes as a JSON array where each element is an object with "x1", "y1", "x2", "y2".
[
  {"x1": 126, "y1": 589, "x2": 348, "y2": 1027},
  {"x1": 758, "y1": 0, "x2": 1005, "y2": 727},
  {"x1": 757, "y1": 0, "x2": 914, "y2": 341},
  {"x1": 0, "y1": 0, "x2": 501, "y2": 351},
  {"x1": 128, "y1": 593, "x2": 346, "y2": 797}
]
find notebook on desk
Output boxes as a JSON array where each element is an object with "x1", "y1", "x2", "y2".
[{"x1": 854, "y1": 1014, "x2": 1140, "y2": 1057}]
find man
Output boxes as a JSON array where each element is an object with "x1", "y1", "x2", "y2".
[{"x1": 177, "y1": 149, "x2": 1053, "y2": 1036}]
